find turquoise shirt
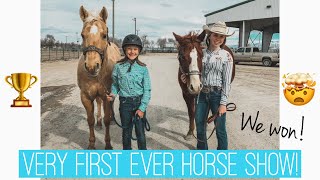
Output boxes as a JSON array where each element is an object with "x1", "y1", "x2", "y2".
[{"x1": 111, "y1": 60, "x2": 151, "y2": 112}]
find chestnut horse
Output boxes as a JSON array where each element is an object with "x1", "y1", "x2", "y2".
[
  {"x1": 77, "y1": 6, "x2": 121, "y2": 149},
  {"x1": 173, "y1": 31, "x2": 235, "y2": 140}
]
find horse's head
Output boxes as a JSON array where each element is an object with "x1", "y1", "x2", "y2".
[
  {"x1": 173, "y1": 31, "x2": 206, "y2": 94},
  {"x1": 79, "y1": 6, "x2": 109, "y2": 76}
]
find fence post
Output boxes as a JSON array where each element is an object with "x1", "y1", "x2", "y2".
[{"x1": 63, "y1": 47, "x2": 65, "y2": 60}]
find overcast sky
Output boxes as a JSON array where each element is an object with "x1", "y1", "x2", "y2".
[{"x1": 41, "y1": 0, "x2": 278, "y2": 47}]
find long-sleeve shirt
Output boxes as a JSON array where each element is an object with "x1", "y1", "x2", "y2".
[
  {"x1": 111, "y1": 60, "x2": 151, "y2": 112},
  {"x1": 201, "y1": 48, "x2": 233, "y2": 105}
]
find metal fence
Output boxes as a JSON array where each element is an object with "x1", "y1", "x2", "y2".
[
  {"x1": 41, "y1": 47, "x2": 178, "y2": 61},
  {"x1": 145, "y1": 48, "x2": 178, "y2": 53},
  {"x1": 41, "y1": 48, "x2": 81, "y2": 61}
]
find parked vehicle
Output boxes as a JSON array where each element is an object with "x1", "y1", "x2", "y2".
[{"x1": 234, "y1": 47, "x2": 279, "y2": 67}]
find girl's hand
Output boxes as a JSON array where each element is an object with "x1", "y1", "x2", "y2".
[
  {"x1": 106, "y1": 93, "x2": 115, "y2": 102},
  {"x1": 218, "y1": 105, "x2": 226, "y2": 116},
  {"x1": 135, "y1": 109, "x2": 144, "y2": 119}
]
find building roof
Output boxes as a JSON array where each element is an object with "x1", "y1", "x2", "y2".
[
  {"x1": 204, "y1": 0, "x2": 279, "y2": 30},
  {"x1": 204, "y1": 0, "x2": 255, "y2": 17}
]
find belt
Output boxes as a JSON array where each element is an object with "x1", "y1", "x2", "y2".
[
  {"x1": 201, "y1": 86, "x2": 222, "y2": 93},
  {"x1": 119, "y1": 95, "x2": 143, "y2": 101}
]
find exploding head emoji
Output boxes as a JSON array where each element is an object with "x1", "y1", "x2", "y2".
[{"x1": 282, "y1": 73, "x2": 316, "y2": 106}]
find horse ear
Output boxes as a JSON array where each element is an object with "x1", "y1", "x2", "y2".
[
  {"x1": 99, "y1": 7, "x2": 108, "y2": 22},
  {"x1": 197, "y1": 30, "x2": 206, "y2": 42},
  {"x1": 173, "y1": 32, "x2": 182, "y2": 43},
  {"x1": 80, "y1": 5, "x2": 89, "y2": 22}
]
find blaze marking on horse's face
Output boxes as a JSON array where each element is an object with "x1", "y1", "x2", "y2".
[
  {"x1": 188, "y1": 47, "x2": 202, "y2": 94},
  {"x1": 82, "y1": 21, "x2": 106, "y2": 76},
  {"x1": 90, "y1": 25, "x2": 98, "y2": 34},
  {"x1": 189, "y1": 48, "x2": 198, "y2": 72}
]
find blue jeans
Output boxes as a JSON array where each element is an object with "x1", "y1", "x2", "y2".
[
  {"x1": 195, "y1": 89, "x2": 228, "y2": 150},
  {"x1": 119, "y1": 96, "x2": 147, "y2": 150}
]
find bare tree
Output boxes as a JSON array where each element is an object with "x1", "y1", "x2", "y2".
[
  {"x1": 41, "y1": 39, "x2": 46, "y2": 48},
  {"x1": 150, "y1": 40, "x2": 155, "y2": 48},
  {"x1": 141, "y1": 35, "x2": 150, "y2": 48},
  {"x1": 167, "y1": 38, "x2": 175, "y2": 43},
  {"x1": 44, "y1": 34, "x2": 56, "y2": 48},
  {"x1": 157, "y1": 38, "x2": 166, "y2": 48},
  {"x1": 55, "y1": 41, "x2": 61, "y2": 48}
]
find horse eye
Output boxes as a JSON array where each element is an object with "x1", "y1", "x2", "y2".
[
  {"x1": 103, "y1": 34, "x2": 107, "y2": 39},
  {"x1": 81, "y1": 33, "x2": 84, "y2": 39}
]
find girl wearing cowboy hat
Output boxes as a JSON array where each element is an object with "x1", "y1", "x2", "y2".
[{"x1": 189, "y1": 21, "x2": 234, "y2": 150}]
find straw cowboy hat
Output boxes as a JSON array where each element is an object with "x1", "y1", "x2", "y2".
[{"x1": 203, "y1": 21, "x2": 235, "y2": 37}]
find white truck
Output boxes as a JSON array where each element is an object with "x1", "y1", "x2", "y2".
[{"x1": 234, "y1": 47, "x2": 279, "y2": 67}]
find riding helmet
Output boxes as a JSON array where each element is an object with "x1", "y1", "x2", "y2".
[{"x1": 122, "y1": 34, "x2": 143, "y2": 51}]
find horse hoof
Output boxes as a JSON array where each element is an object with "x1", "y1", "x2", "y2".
[
  {"x1": 184, "y1": 134, "x2": 193, "y2": 141},
  {"x1": 110, "y1": 120, "x2": 116, "y2": 125},
  {"x1": 105, "y1": 145, "x2": 113, "y2": 150},
  {"x1": 87, "y1": 146, "x2": 96, "y2": 150},
  {"x1": 95, "y1": 125, "x2": 103, "y2": 130}
]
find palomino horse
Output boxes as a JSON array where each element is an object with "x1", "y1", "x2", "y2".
[
  {"x1": 173, "y1": 31, "x2": 235, "y2": 140},
  {"x1": 77, "y1": 6, "x2": 121, "y2": 149}
]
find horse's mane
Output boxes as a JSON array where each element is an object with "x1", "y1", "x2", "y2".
[
  {"x1": 97, "y1": 42, "x2": 120, "y2": 87},
  {"x1": 180, "y1": 31, "x2": 200, "y2": 43}
]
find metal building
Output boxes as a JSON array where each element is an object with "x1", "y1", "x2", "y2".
[{"x1": 204, "y1": 0, "x2": 279, "y2": 52}]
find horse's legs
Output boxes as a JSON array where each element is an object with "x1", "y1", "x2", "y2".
[
  {"x1": 81, "y1": 92, "x2": 96, "y2": 149},
  {"x1": 103, "y1": 99, "x2": 113, "y2": 150},
  {"x1": 95, "y1": 97, "x2": 103, "y2": 130},
  {"x1": 183, "y1": 93, "x2": 196, "y2": 141}
]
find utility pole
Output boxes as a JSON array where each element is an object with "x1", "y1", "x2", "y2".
[
  {"x1": 76, "y1": 32, "x2": 79, "y2": 45},
  {"x1": 65, "y1": 35, "x2": 68, "y2": 49},
  {"x1": 136, "y1": 29, "x2": 140, "y2": 36},
  {"x1": 111, "y1": 0, "x2": 115, "y2": 42},
  {"x1": 132, "y1": 17, "x2": 136, "y2": 35}
]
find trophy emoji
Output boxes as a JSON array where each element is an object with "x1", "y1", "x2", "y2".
[{"x1": 5, "y1": 73, "x2": 38, "y2": 107}]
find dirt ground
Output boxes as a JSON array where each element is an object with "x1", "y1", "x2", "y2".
[{"x1": 41, "y1": 53, "x2": 279, "y2": 180}]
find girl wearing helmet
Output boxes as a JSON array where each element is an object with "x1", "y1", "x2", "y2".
[{"x1": 107, "y1": 34, "x2": 151, "y2": 150}]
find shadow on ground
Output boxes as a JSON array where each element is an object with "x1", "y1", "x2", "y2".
[{"x1": 41, "y1": 84, "x2": 195, "y2": 150}]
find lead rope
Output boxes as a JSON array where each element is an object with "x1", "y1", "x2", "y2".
[
  {"x1": 130, "y1": 113, "x2": 151, "y2": 140},
  {"x1": 192, "y1": 96, "x2": 236, "y2": 143},
  {"x1": 107, "y1": 91, "x2": 151, "y2": 141}
]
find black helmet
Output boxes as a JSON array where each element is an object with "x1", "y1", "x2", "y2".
[{"x1": 122, "y1": 34, "x2": 143, "y2": 51}]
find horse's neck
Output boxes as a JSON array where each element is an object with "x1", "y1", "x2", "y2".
[{"x1": 97, "y1": 46, "x2": 115, "y2": 84}]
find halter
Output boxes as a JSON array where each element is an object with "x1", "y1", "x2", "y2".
[
  {"x1": 82, "y1": 45, "x2": 106, "y2": 63},
  {"x1": 177, "y1": 47, "x2": 202, "y2": 77}
]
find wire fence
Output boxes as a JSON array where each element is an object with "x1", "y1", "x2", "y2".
[
  {"x1": 41, "y1": 48, "x2": 81, "y2": 61},
  {"x1": 41, "y1": 47, "x2": 179, "y2": 61}
]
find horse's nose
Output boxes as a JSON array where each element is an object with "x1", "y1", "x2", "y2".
[
  {"x1": 96, "y1": 63, "x2": 100, "y2": 69},
  {"x1": 84, "y1": 63, "x2": 88, "y2": 71},
  {"x1": 190, "y1": 84, "x2": 194, "y2": 91},
  {"x1": 199, "y1": 83, "x2": 203, "y2": 90}
]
